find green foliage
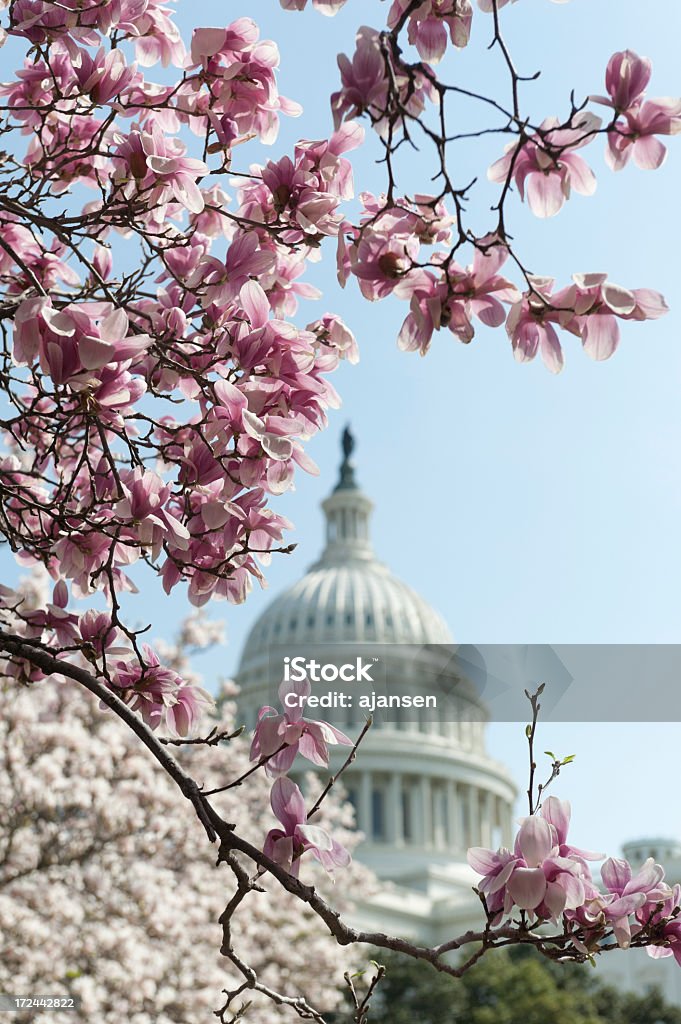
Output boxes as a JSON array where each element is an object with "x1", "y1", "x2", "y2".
[{"x1": 356, "y1": 946, "x2": 681, "y2": 1024}]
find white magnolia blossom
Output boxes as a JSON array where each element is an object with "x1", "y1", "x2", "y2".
[{"x1": 0, "y1": 675, "x2": 373, "y2": 1023}]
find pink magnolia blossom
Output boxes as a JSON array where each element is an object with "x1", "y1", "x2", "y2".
[
  {"x1": 186, "y1": 20, "x2": 301, "y2": 146},
  {"x1": 590, "y1": 50, "x2": 681, "y2": 171},
  {"x1": 488, "y1": 113, "x2": 601, "y2": 218},
  {"x1": 295, "y1": 121, "x2": 364, "y2": 200},
  {"x1": 554, "y1": 273, "x2": 668, "y2": 362},
  {"x1": 506, "y1": 278, "x2": 566, "y2": 373},
  {"x1": 468, "y1": 813, "x2": 587, "y2": 924},
  {"x1": 0, "y1": 50, "x2": 77, "y2": 129},
  {"x1": 10, "y1": 0, "x2": 185, "y2": 67},
  {"x1": 398, "y1": 239, "x2": 520, "y2": 354},
  {"x1": 264, "y1": 777, "x2": 351, "y2": 877},
  {"x1": 600, "y1": 856, "x2": 672, "y2": 949},
  {"x1": 566, "y1": 856, "x2": 670, "y2": 952},
  {"x1": 114, "y1": 468, "x2": 190, "y2": 560},
  {"x1": 346, "y1": 212, "x2": 422, "y2": 301},
  {"x1": 130, "y1": 2, "x2": 186, "y2": 68},
  {"x1": 77, "y1": 610, "x2": 127, "y2": 658},
  {"x1": 22, "y1": 579, "x2": 79, "y2": 646},
  {"x1": 388, "y1": 0, "x2": 473, "y2": 64},
  {"x1": 74, "y1": 46, "x2": 139, "y2": 103},
  {"x1": 307, "y1": 313, "x2": 360, "y2": 364},
  {"x1": 507, "y1": 273, "x2": 668, "y2": 371},
  {"x1": 331, "y1": 25, "x2": 435, "y2": 135},
  {"x1": 251, "y1": 677, "x2": 352, "y2": 776},
  {"x1": 260, "y1": 155, "x2": 342, "y2": 236},
  {"x1": 643, "y1": 885, "x2": 681, "y2": 966},
  {"x1": 113, "y1": 643, "x2": 213, "y2": 737},
  {"x1": 606, "y1": 99, "x2": 681, "y2": 171},
  {"x1": 13, "y1": 298, "x2": 152, "y2": 386},
  {"x1": 112, "y1": 122, "x2": 208, "y2": 215},
  {"x1": 189, "y1": 232, "x2": 276, "y2": 307},
  {"x1": 468, "y1": 796, "x2": 681, "y2": 957},
  {"x1": 506, "y1": 816, "x2": 587, "y2": 919},
  {"x1": 447, "y1": 239, "x2": 521, "y2": 327},
  {"x1": 398, "y1": 271, "x2": 470, "y2": 355},
  {"x1": 592, "y1": 50, "x2": 652, "y2": 112}
]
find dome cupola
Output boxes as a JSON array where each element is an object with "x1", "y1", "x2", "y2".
[{"x1": 237, "y1": 427, "x2": 452, "y2": 677}]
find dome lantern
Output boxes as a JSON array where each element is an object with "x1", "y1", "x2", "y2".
[{"x1": 314, "y1": 425, "x2": 375, "y2": 569}]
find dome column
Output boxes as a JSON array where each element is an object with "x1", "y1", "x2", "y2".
[
  {"x1": 420, "y1": 776, "x2": 433, "y2": 848},
  {"x1": 446, "y1": 780, "x2": 460, "y2": 850},
  {"x1": 504, "y1": 801, "x2": 515, "y2": 847},
  {"x1": 359, "y1": 771, "x2": 372, "y2": 838},
  {"x1": 467, "y1": 784, "x2": 480, "y2": 847},
  {"x1": 388, "y1": 773, "x2": 404, "y2": 845},
  {"x1": 480, "y1": 790, "x2": 493, "y2": 848}
]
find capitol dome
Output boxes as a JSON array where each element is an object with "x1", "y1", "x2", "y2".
[
  {"x1": 235, "y1": 429, "x2": 516, "y2": 941},
  {"x1": 238, "y1": 436, "x2": 451, "y2": 679}
]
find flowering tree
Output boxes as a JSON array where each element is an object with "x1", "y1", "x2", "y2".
[
  {"x1": 0, "y1": 588, "x2": 370, "y2": 1023},
  {"x1": 0, "y1": 0, "x2": 680, "y2": 1020}
]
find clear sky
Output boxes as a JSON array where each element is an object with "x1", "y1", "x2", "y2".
[{"x1": 3, "y1": 0, "x2": 681, "y2": 859}]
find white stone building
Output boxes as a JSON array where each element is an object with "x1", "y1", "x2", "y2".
[{"x1": 234, "y1": 431, "x2": 681, "y2": 1000}]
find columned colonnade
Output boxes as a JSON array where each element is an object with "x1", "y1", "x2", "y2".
[{"x1": 348, "y1": 771, "x2": 513, "y2": 851}]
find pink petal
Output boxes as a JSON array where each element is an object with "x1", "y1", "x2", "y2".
[
  {"x1": 581, "y1": 313, "x2": 620, "y2": 361},
  {"x1": 412, "y1": 19, "x2": 447, "y2": 64},
  {"x1": 563, "y1": 153, "x2": 597, "y2": 196},
  {"x1": 468, "y1": 847, "x2": 503, "y2": 875},
  {"x1": 471, "y1": 295, "x2": 506, "y2": 328},
  {"x1": 507, "y1": 867, "x2": 547, "y2": 910},
  {"x1": 79, "y1": 334, "x2": 115, "y2": 370},
  {"x1": 255, "y1": 715, "x2": 286, "y2": 757},
  {"x1": 278, "y1": 677, "x2": 310, "y2": 721},
  {"x1": 540, "y1": 796, "x2": 570, "y2": 845},
  {"x1": 239, "y1": 280, "x2": 270, "y2": 328},
  {"x1": 172, "y1": 175, "x2": 205, "y2": 214},
  {"x1": 601, "y1": 857, "x2": 632, "y2": 894},
  {"x1": 632, "y1": 135, "x2": 667, "y2": 170},
  {"x1": 526, "y1": 173, "x2": 566, "y2": 218},
  {"x1": 517, "y1": 816, "x2": 554, "y2": 866},
  {"x1": 270, "y1": 777, "x2": 306, "y2": 832}
]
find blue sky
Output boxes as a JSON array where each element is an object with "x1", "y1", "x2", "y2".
[{"x1": 3, "y1": 0, "x2": 681, "y2": 859}]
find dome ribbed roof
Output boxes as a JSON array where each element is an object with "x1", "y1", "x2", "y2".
[{"x1": 237, "y1": 428, "x2": 451, "y2": 673}]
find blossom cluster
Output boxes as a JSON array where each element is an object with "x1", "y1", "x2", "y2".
[
  {"x1": 0, "y1": 576, "x2": 213, "y2": 738},
  {"x1": 0, "y1": 6, "x2": 361, "y2": 734},
  {"x1": 468, "y1": 796, "x2": 681, "y2": 964},
  {"x1": 305, "y1": 4, "x2": 678, "y2": 371},
  {"x1": 252, "y1": 678, "x2": 354, "y2": 878}
]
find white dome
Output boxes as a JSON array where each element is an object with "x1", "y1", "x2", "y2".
[{"x1": 239, "y1": 563, "x2": 451, "y2": 672}]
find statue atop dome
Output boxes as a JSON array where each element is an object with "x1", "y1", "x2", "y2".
[
  {"x1": 342, "y1": 424, "x2": 354, "y2": 460},
  {"x1": 335, "y1": 423, "x2": 358, "y2": 491}
]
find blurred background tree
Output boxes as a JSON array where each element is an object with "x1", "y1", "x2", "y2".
[{"x1": 357, "y1": 947, "x2": 681, "y2": 1024}]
